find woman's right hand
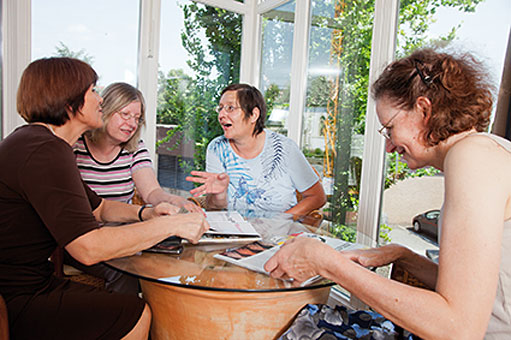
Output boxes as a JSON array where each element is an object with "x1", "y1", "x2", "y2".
[
  {"x1": 186, "y1": 171, "x2": 229, "y2": 197},
  {"x1": 168, "y1": 212, "x2": 209, "y2": 244}
]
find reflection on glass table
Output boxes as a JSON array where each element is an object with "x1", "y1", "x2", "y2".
[{"x1": 106, "y1": 211, "x2": 336, "y2": 340}]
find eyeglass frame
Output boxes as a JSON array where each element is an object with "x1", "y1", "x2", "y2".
[
  {"x1": 215, "y1": 105, "x2": 242, "y2": 114},
  {"x1": 377, "y1": 110, "x2": 403, "y2": 140},
  {"x1": 116, "y1": 110, "x2": 145, "y2": 126}
]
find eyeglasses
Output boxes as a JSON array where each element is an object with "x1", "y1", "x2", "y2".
[
  {"x1": 377, "y1": 110, "x2": 403, "y2": 140},
  {"x1": 117, "y1": 111, "x2": 144, "y2": 126},
  {"x1": 215, "y1": 105, "x2": 241, "y2": 114}
]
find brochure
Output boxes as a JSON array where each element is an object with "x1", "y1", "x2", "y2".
[
  {"x1": 214, "y1": 232, "x2": 364, "y2": 285},
  {"x1": 188, "y1": 211, "x2": 262, "y2": 244},
  {"x1": 147, "y1": 211, "x2": 262, "y2": 254}
]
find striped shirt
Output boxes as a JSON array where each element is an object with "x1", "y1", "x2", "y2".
[{"x1": 73, "y1": 136, "x2": 152, "y2": 203}]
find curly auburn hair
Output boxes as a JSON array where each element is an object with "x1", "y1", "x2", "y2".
[{"x1": 372, "y1": 49, "x2": 494, "y2": 146}]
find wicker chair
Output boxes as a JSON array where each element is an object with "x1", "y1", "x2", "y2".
[
  {"x1": 50, "y1": 247, "x2": 105, "y2": 289},
  {"x1": 0, "y1": 294, "x2": 8, "y2": 340}
]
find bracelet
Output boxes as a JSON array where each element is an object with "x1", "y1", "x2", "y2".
[{"x1": 138, "y1": 204, "x2": 152, "y2": 221}]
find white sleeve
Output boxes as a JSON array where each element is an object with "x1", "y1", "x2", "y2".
[
  {"x1": 205, "y1": 141, "x2": 225, "y2": 174},
  {"x1": 286, "y1": 139, "x2": 320, "y2": 192}
]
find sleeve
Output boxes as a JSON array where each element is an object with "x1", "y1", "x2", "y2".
[
  {"x1": 19, "y1": 140, "x2": 100, "y2": 247},
  {"x1": 206, "y1": 138, "x2": 226, "y2": 174},
  {"x1": 285, "y1": 138, "x2": 320, "y2": 192},
  {"x1": 131, "y1": 140, "x2": 153, "y2": 173}
]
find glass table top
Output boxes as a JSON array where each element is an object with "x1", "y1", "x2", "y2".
[{"x1": 106, "y1": 212, "x2": 335, "y2": 292}]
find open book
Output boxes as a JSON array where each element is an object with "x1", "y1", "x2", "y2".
[{"x1": 214, "y1": 232, "x2": 364, "y2": 286}]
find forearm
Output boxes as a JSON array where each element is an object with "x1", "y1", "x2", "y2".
[
  {"x1": 94, "y1": 199, "x2": 141, "y2": 223},
  {"x1": 286, "y1": 182, "x2": 326, "y2": 216},
  {"x1": 285, "y1": 195, "x2": 325, "y2": 216},
  {"x1": 393, "y1": 247, "x2": 438, "y2": 289},
  {"x1": 206, "y1": 192, "x2": 227, "y2": 210},
  {"x1": 145, "y1": 187, "x2": 182, "y2": 206},
  {"x1": 68, "y1": 217, "x2": 175, "y2": 264}
]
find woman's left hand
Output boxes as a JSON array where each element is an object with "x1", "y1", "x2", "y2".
[{"x1": 264, "y1": 237, "x2": 332, "y2": 283}]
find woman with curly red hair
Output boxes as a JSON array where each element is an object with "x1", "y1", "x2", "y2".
[{"x1": 266, "y1": 49, "x2": 510, "y2": 339}]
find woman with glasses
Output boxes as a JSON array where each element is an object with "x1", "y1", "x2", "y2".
[
  {"x1": 69, "y1": 82, "x2": 202, "y2": 294},
  {"x1": 0, "y1": 58, "x2": 208, "y2": 339},
  {"x1": 75, "y1": 82, "x2": 200, "y2": 212},
  {"x1": 187, "y1": 83, "x2": 326, "y2": 215},
  {"x1": 266, "y1": 49, "x2": 510, "y2": 339}
]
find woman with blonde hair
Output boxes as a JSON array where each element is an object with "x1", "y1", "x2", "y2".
[{"x1": 75, "y1": 82, "x2": 200, "y2": 211}]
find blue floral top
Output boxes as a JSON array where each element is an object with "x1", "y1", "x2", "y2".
[{"x1": 206, "y1": 129, "x2": 319, "y2": 213}]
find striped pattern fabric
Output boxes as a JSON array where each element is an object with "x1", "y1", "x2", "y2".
[{"x1": 74, "y1": 136, "x2": 152, "y2": 203}]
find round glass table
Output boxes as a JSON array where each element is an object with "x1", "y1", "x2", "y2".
[{"x1": 106, "y1": 212, "x2": 334, "y2": 340}]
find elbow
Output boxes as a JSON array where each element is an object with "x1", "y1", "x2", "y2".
[
  {"x1": 317, "y1": 192, "x2": 327, "y2": 208},
  {"x1": 70, "y1": 244, "x2": 103, "y2": 266},
  {"x1": 65, "y1": 231, "x2": 105, "y2": 266}
]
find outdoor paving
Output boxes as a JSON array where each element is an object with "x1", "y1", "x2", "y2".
[{"x1": 388, "y1": 224, "x2": 438, "y2": 256}]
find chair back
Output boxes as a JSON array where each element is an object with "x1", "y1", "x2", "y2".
[{"x1": 0, "y1": 294, "x2": 9, "y2": 340}]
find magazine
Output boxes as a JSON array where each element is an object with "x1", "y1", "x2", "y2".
[
  {"x1": 146, "y1": 211, "x2": 262, "y2": 254},
  {"x1": 189, "y1": 211, "x2": 262, "y2": 244},
  {"x1": 214, "y1": 232, "x2": 364, "y2": 286}
]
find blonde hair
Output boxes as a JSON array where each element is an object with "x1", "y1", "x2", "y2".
[{"x1": 87, "y1": 82, "x2": 146, "y2": 152}]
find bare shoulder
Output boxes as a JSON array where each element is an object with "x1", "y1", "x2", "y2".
[{"x1": 446, "y1": 134, "x2": 511, "y2": 170}]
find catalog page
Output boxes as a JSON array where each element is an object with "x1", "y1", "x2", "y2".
[{"x1": 214, "y1": 232, "x2": 364, "y2": 285}]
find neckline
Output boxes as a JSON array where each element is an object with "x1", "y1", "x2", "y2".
[
  {"x1": 81, "y1": 135, "x2": 124, "y2": 165},
  {"x1": 228, "y1": 130, "x2": 267, "y2": 161}
]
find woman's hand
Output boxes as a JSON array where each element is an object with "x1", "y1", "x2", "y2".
[
  {"x1": 144, "y1": 202, "x2": 180, "y2": 219},
  {"x1": 343, "y1": 244, "x2": 406, "y2": 268},
  {"x1": 171, "y1": 196, "x2": 204, "y2": 214},
  {"x1": 186, "y1": 171, "x2": 229, "y2": 197},
  {"x1": 264, "y1": 237, "x2": 333, "y2": 283},
  {"x1": 171, "y1": 213, "x2": 210, "y2": 244}
]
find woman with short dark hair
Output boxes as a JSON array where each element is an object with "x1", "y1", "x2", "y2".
[
  {"x1": 0, "y1": 57, "x2": 208, "y2": 339},
  {"x1": 265, "y1": 49, "x2": 511, "y2": 339},
  {"x1": 187, "y1": 83, "x2": 326, "y2": 215}
]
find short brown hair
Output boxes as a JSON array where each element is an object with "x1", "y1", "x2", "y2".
[
  {"x1": 17, "y1": 57, "x2": 98, "y2": 126},
  {"x1": 372, "y1": 49, "x2": 493, "y2": 146},
  {"x1": 87, "y1": 82, "x2": 146, "y2": 152},
  {"x1": 221, "y1": 83, "x2": 267, "y2": 136}
]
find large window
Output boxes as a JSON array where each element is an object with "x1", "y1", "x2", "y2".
[
  {"x1": 300, "y1": 1, "x2": 375, "y2": 244},
  {"x1": 31, "y1": 0, "x2": 139, "y2": 89},
  {"x1": 156, "y1": 0, "x2": 242, "y2": 193}
]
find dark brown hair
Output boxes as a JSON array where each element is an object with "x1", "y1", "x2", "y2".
[
  {"x1": 221, "y1": 83, "x2": 267, "y2": 136},
  {"x1": 17, "y1": 57, "x2": 98, "y2": 126},
  {"x1": 372, "y1": 49, "x2": 493, "y2": 146}
]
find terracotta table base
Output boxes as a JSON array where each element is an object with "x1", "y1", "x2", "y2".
[{"x1": 140, "y1": 280, "x2": 331, "y2": 340}]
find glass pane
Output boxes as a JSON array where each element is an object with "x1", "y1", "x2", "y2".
[
  {"x1": 31, "y1": 0, "x2": 139, "y2": 88},
  {"x1": 259, "y1": 1, "x2": 296, "y2": 136},
  {"x1": 157, "y1": 0, "x2": 242, "y2": 194},
  {"x1": 302, "y1": 1, "x2": 374, "y2": 245},
  {"x1": 300, "y1": 0, "x2": 377, "y2": 299},
  {"x1": 381, "y1": 0, "x2": 510, "y2": 258}
]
